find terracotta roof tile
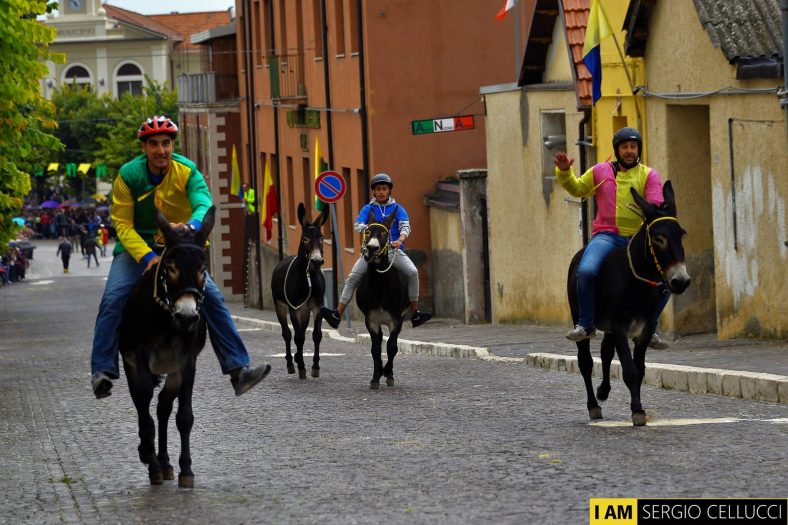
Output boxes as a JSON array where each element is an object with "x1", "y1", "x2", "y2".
[
  {"x1": 149, "y1": 11, "x2": 231, "y2": 50},
  {"x1": 103, "y1": 4, "x2": 180, "y2": 40},
  {"x1": 561, "y1": 0, "x2": 592, "y2": 108}
]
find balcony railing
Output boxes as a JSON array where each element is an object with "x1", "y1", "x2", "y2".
[
  {"x1": 268, "y1": 54, "x2": 307, "y2": 101},
  {"x1": 177, "y1": 72, "x2": 239, "y2": 104}
]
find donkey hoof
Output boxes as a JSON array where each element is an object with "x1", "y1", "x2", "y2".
[
  {"x1": 162, "y1": 467, "x2": 175, "y2": 480},
  {"x1": 596, "y1": 384, "x2": 611, "y2": 401},
  {"x1": 311, "y1": 367, "x2": 320, "y2": 378},
  {"x1": 178, "y1": 473, "x2": 194, "y2": 488},
  {"x1": 370, "y1": 381, "x2": 380, "y2": 390},
  {"x1": 298, "y1": 369, "x2": 307, "y2": 379},
  {"x1": 632, "y1": 411, "x2": 647, "y2": 427},
  {"x1": 149, "y1": 472, "x2": 164, "y2": 485},
  {"x1": 287, "y1": 363, "x2": 295, "y2": 374},
  {"x1": 589, "y1": 406, "x2": 603, "y2": 420},
  {"x1": 386, "y1": 377, "x2": 394, "y2": 387}
]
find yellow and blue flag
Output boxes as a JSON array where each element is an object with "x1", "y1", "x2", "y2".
[{"x1": 582, "y1": 0, "x2": 613, "y2": 104}]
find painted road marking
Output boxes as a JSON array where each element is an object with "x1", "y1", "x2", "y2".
[
  {"x1": 30, "y1": 280, "x2": 55, "y2": 285},
  {"x1": 270, "y1": 353, "x2": 346, "y2": 358},
  {"x1": 590, "y1": 417, "x2": 787, "y2": 427}
]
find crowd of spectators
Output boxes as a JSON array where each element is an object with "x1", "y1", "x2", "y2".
[{"x1": 1, "y1": 188, "x2": 114, "y2": 288}]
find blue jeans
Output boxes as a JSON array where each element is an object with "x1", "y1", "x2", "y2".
[
  {"x1": 576, "y1": 232, "x2": 670, "y2": 330},
  {"x1": 91, "y1": 251, "x2": 250, "y2": 379}
]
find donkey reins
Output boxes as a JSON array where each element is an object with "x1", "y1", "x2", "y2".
[
  {"x1": 362, "y1": 222, "x2": 397, "y2": 273},
  {"x1": 283, "y1": 254, "x2": 313, "y2": 310},
  {"x1": 626, "y1": 216, "x2": 679, "y2": 287},
  {"x1": 152, "y1": 244, "x2": 207, "y2": 314}
]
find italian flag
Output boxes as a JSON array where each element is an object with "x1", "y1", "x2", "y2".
[{"x1": 496, "y1": 0, "x2": 516, "y2": 20}]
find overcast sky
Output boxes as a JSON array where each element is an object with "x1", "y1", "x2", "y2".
[{"x1": 103, "y1": 0, "x2": 234, "y2": 15}]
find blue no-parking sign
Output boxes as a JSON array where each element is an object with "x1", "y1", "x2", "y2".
[{"x1": 315, "y1": 170, "x2": 346, "y2": 203}]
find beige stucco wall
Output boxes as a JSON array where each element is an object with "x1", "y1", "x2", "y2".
[
  {"x1": 484, "y1": 87, "x2": 584, "y2": 324},
  {"x1": 47, "y1": 40, "x2": 170, "y2": 98},
  {"x1": 428, "y1": 207, "x2": 464, "y2": 319},
  {"x1": 542, "y1": 15, "x2": 572, "y2": 83},
  {"x1": 644, "y1": 1, "x2": 788, "y2": 338}
]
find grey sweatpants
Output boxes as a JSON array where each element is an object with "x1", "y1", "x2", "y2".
[{"x1": 339, "y1": 250, "x2": 419, "y2": 304}]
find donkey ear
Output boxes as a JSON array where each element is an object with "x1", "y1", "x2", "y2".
[
  {"x1": 195, "y1": 206, "x2": 216, "y2": 246},
  {"x1": 661, "y1": 180, "x2": 677, "y2": 216},
  {"x1": 155, "y1": 208, "x2": 178, "y2": 245},
  {"x1": 629, "y1": 188, "x2": 655, "y2": 218},
  {"x1": 297, "y1": 202, "x2": 307, "y2": 227},
  {"x1": 383, "y1": 206, "x2": 398, "y2": 229}
]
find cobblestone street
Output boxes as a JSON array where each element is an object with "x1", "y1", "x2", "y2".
[{"x1": 1, "y1": 242, "x2": 787, "y2": 524}]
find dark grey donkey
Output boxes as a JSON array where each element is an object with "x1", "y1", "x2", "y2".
[
  {"x1": 118, "y1": 206, "x2": 215, "y2": 487},
  {"x1": 355, "y1": 206, "x2": 409, "y2": 389},
  {"x1": 271, "y1": 202, "x2": 329, "y2": 378},
  {"x1": 567, "y1": 181, "x2": 691, "y2": 426}
]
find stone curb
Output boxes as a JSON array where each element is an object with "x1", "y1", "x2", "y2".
[
  {"x1": 231, "y1": 315, "x2": 788, "y2": 404},
  {"x1": 527, "y1": 352, "x2": 788, "y2": 405}
]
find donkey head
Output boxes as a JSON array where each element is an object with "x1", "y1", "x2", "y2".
[
  {"x1": 297, "y1": 202, "x2": 328, "y2": 271},
  {"x1": 362, "y1": 207, "x2": 397, "y2": 263},
  {"x1": 630, "y1": 180, "x2": 691, "y2": 294},
  {"x1": 154, "y1": 206, "x2": 216, "y2": 331}
]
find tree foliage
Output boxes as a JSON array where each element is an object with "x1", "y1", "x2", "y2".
[
  {"x1": 50, "y1": 77, "x2": 179, "y2": 191},
  {"x1": 0, "y1": 0, "x2": 64, "y2": 250}
]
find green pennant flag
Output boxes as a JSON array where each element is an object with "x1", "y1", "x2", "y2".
[
  {"x1": 66, "y1": 163, "x2": 77, "y2": 177},
  {"x1": 96, "y1": 163, "x2": 107, "y2": 179},
  {"x1": 34, "y1": 167, "x2": 44, "y2": 177}
]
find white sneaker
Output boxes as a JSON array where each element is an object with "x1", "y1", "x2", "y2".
[
  {"x1": 649, "y1": 332, "x2": 670, "y2": 349},
  {"x1": 566, "y1": 325, "x2": 596, "y2": 342}
]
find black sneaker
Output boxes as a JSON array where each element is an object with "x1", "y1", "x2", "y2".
[
  {"x1": 231, "y1": 364, "x2": 272, "y2": 396},
  {"x1": 411, "y1": 311, "x2": 432, "y2": 328},
  {"x1": 91, "y1": 372, "x2": 113, "y2": 399},
  {"x1": 320, "y1": 307, "x2": 341, "y2": 329}
]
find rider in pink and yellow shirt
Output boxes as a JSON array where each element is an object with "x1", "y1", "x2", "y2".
[{"x1": 554, "y1": 127, "x2": 670, "y2": 348}]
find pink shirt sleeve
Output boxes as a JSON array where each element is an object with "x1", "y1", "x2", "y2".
[{"x1": 644, "y1": 169, "x2": 664, "y2": 206}]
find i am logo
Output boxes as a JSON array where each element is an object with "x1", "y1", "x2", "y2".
[{"x1": 589, "y1": 498, "x2": 637, "y2": 525}]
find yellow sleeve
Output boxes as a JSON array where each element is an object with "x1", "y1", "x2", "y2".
[
  {"x1": 111, "y1": 177, "x2": 154, "y2": 263},
  {"x1": 555, "y1": 165, "x2": 596, "y2": 199}
]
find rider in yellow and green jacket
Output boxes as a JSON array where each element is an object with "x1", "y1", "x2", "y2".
[{"x1": 90, "y1": 115, "x2": 270, "y2": 399}]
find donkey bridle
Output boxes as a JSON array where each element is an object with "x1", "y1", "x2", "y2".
[
  {"x1": 626, "y1": 216, "x2": 680, "y2": 287},
  {"x1": 152, "y1": 245, "x2": 208, "y2": 315},
  {"x1": 361, "y1": 223, "x2": 397, "y2": 273}
]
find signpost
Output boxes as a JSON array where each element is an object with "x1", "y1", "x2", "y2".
[
  {"x1": 315, "y1": 170, "x2": 348, "y2": 326},
  {"x1": 411, "y1": 115, "x2": 476, "y2": 135},
  {"x1": 314, "y1": 170, "x2": 346, "y2": 202}
]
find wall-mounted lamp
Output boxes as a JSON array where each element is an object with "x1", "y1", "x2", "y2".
[
  {"x1": 98, "y1": 78, "x2": 105, "y2": 86},
  {"x1": 46, "y1": 78, "x2": 56, "y2": 88}
]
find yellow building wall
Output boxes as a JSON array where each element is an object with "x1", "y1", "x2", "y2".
[
  {"x1": 644, "y1": 0, "x2": 788, "y2": 339},
  {"x1": 593, "y1": 0, "x2": 646, "y2": 164},
  {"x1": 484, "y1": 87, "x2": 586, "y2": 324}
]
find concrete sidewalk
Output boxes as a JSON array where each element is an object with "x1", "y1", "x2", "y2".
[{"x1": 227, "y1": 302, "x2": 788, "y2": 405}]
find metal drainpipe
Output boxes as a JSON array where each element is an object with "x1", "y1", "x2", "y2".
[
  {"x1": 242, "y1": 0, "x2": 263, "y2": 306},
  {"x1": 268, "y1": 0, "x2": 284, "y2": 260},
  {"x1": 320, "y1": 0, "x2": 339, "y2": 307},
  {"x1": 578, "y1": 110, "x2": 591, "y2": 246},
  {"x1": 357, "y1": 0, "x2": 370, "y2": 191}
]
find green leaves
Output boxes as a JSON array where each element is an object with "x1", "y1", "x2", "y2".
[
  {"x1": 0, "y1": 0, "x2": 63, "y2": 251},
  {"x1": 53, "y1": 76, "x2": 178, "y2": 187}
]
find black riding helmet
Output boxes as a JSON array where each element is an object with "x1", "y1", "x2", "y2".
[
  {"x1": 369, "y1": 173, "x2": 393, "y2": 190},
  {"x1": 612, "y1": 127, "x2": 642, "y2": 168}
]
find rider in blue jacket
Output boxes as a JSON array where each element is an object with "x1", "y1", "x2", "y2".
[{"x1": 322, "y1": 173, "x2": 431, "y2": 328}]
